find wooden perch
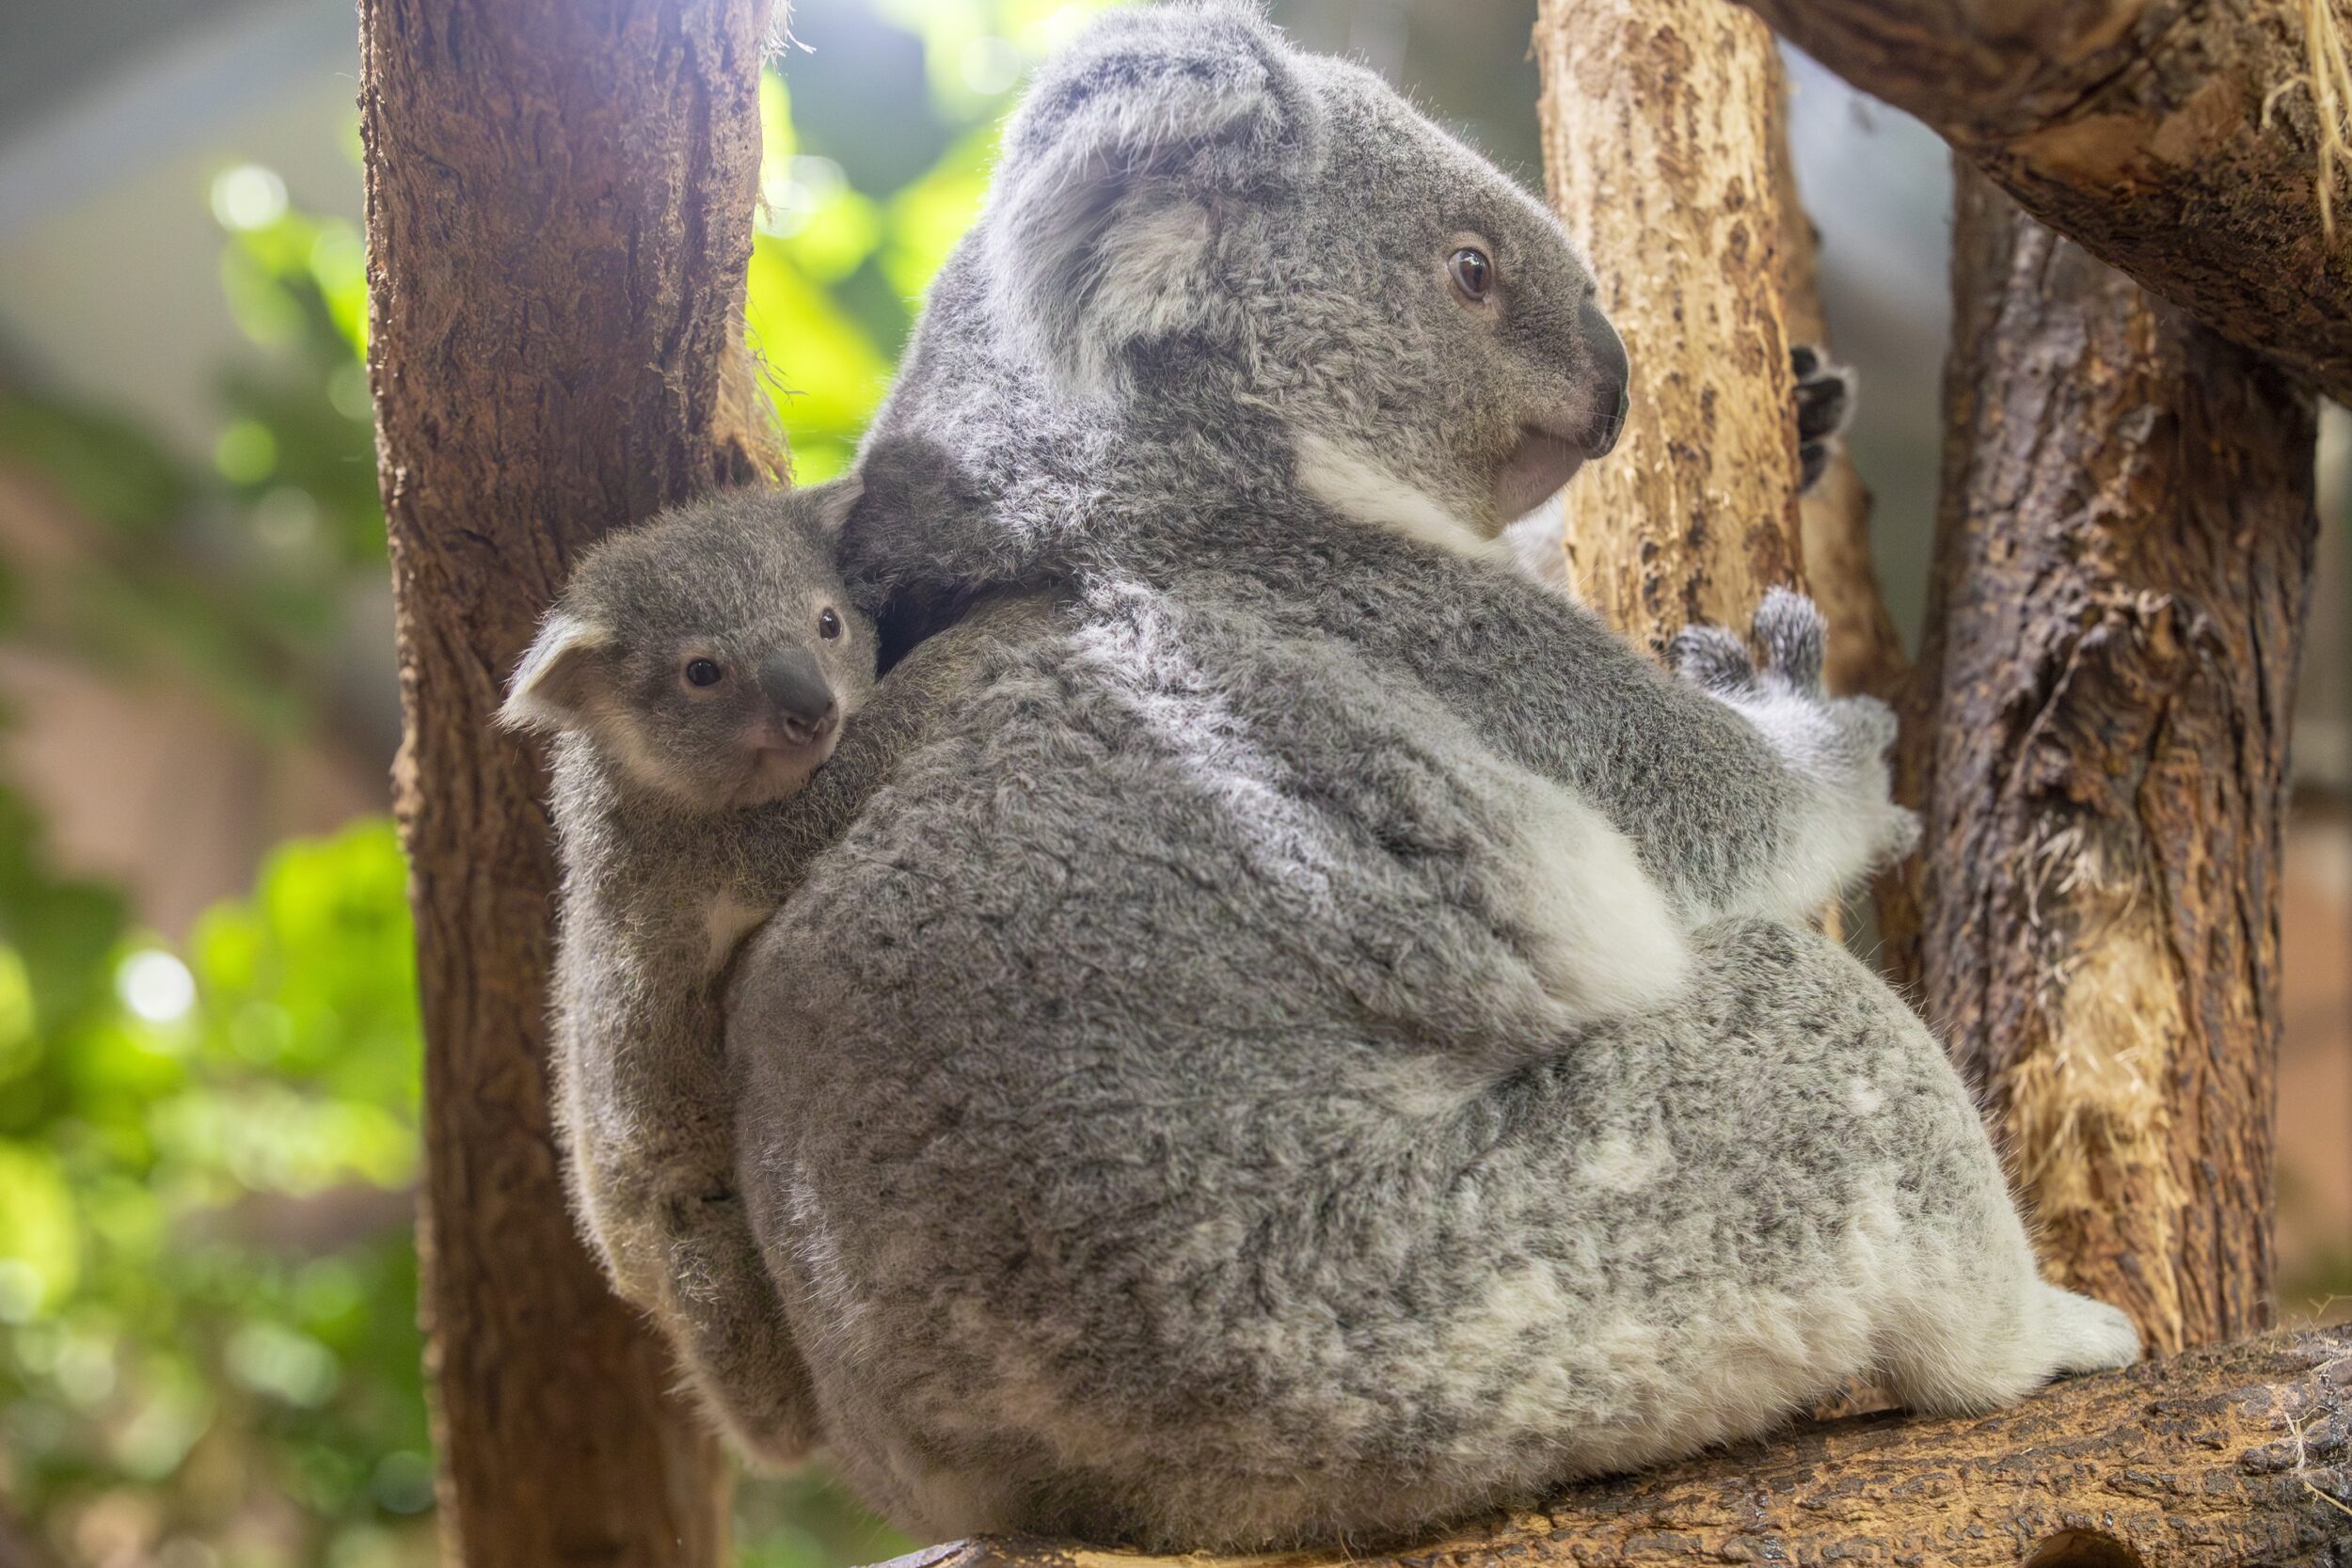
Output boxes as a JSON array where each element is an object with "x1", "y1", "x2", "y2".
[
  {"x1": 885, "y1": 1326, "x2": 2352, "y2": 1568},
  {"x1": 1734, "y1": 0, "x2": 2352, "y2": 404}
]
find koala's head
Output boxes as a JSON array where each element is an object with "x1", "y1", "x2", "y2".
[
  {"x1": 979, "y1": 2, "x2": 1629, "y2": 539},
  {"x1": 500, "y1": 480, "x2": 878, "y2": 811}
]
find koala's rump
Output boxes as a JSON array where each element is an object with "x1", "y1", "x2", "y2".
[{"x1": 727, "y1": 594, "x2": 1975, "y2": 1544}]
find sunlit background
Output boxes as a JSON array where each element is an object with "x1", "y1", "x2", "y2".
[{"x1": 0, "y1": 2, "x2": 2344, "y2": 1565}]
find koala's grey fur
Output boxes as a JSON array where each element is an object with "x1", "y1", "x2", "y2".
[
  {"x1": 710, "y1": 3, "x2": 2136, "y2": 1548},
  {"x1": 501, "y1": 481, "x2": 1053, "y2": 1462}
]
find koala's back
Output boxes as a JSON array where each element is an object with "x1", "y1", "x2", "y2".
[{"x1": 729, "y1": 578, "x2": 2001, "y2": 1548}]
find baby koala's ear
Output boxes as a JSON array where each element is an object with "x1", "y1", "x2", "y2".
[
  {"x1": 983, "y1": 1, "x2": 1323, "y2": 394},
  {"x1": 499, "y1": 611, "x2": 613, "y2": 735},
  {"x1": 797, "y1": 472, "x2": 865, "y2": 539}
]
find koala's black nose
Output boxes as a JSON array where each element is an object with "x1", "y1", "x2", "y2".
[
  {"x1": 759, "y1": 647, "x2": 836, "y2": 728},
  {"x1": 1579, "y1": 296, "x2": 1630, "y2": 458}
]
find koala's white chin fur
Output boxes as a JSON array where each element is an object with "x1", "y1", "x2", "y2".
[{"x1": 1294, "y1": 431, "x2": 1513, "y2": 564}]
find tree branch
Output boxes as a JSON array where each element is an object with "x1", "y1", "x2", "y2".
[
  {"x1": 885, "y1": 1327, "x2": 2352, "y2": 1568},
  {"x1": 1734, "y1": 0, "x2": 2352, "y2": 403}
]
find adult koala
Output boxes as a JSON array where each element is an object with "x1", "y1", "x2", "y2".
[{"x1": 723, "y1": 2, "x2": 2138, "y2": 1548}]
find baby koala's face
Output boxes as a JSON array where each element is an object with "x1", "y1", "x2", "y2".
[{"x1": 501, "y1": 480, "x2": 878, "y2": 811}]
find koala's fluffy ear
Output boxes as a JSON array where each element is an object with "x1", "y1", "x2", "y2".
[
  {"x1": 796, "y1": 472, "x2": 865, "y2": 539},
  {"x1": 983, "y1": 2, "x2": 1323, "y2": 394},
  {"x1": 499, "y1": 612, "x2": 613, "y2": 735}
]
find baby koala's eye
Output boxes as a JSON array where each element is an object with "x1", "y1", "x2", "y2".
[
  {"x1": 818, "y1": 608, "x2": 842, "y2": 641},
  {"x1": 1449, "y1": 245, "x2": 1494, "y2": 304},
  {"x1": 683, "y1": 657, "x2": 725, "y2": 689}
]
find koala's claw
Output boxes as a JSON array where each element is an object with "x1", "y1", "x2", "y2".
[
  {"x1": 1791, "y1": 344, "x2": 1855, "y2": 497},
  {"x1": 1753, "y1": 587, "x2": 1827, "y2": 698},
  {"x1": 1670, "y1": 589, "x2": 1828, "y2": 701},
  {"x1": 1676, "y1": 590, "x2": 1915, "y2": 892},
  {"x1": 1667, "y1": 624, "x2": 1756, "y2": 696}
]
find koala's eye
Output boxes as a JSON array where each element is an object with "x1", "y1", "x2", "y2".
[
  {"x1": 683, "y1": 657, "x2": 724, "y2": 689},
  {"x1": 1449, "y1": 245, "x2": 1494, "y2": 304},
  {"x1": 818, "y1": 608, "x2": 842, "y2": 641}
]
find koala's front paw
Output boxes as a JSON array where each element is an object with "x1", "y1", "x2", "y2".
[
  {"x1": 1670, "y1": 589, "x2": 1918, "y2": 905},
  {"x1": 1790, "y1": 345, "x2": 1855, "y2": 495}
]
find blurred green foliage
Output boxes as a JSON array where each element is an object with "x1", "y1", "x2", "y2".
[
  {"x1": 0, "y1": 816, "x2": 431, "y2": 1567},
  {"x1": 0, "y1": 3, "x2": 1110, "y2": 1564}
]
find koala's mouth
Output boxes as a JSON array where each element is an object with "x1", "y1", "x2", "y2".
[
  {"x1": 732, "y1": 723, "x2": 840, "y2": 807},
  {"x1": 1495, "y1": 428, "x2": 1586, "y2": 520},
  {"x1": 1496, "y1": 404, "x2": 1626, "y2": 521}
]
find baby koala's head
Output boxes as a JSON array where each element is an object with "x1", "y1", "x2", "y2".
[{"x1": 500, "y1": 478, "x2": 877, "y2": 810}]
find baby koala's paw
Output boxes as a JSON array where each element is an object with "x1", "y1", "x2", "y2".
[
  {"x1": 1671, "y1": 589, "x2": 1918, "y2": 901},
  {"x1": 1790, "y1": 344, "x2": 1855, "y2": 495}
]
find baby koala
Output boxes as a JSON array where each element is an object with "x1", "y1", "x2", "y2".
[{"x1": 500, "y1": 477, "x2": 875, "y2": 1465}]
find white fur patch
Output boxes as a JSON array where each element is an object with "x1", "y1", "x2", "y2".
[
  {"x1": 1710, "y1": 689, "x2": 1907, "y2": 920},
  {"x1": 1502, "y1": 779, "x2": 1692, "y2": 1025},
  {"x1": 598, "y1": 708, "x2": 703, "y2": 805},
  {"x1": 1576, "y1": 1127, "x2": 1673, "y2": 1193},
  {"x1": 1294, "y1": 431, "x2": 1512, "y2": 563}
]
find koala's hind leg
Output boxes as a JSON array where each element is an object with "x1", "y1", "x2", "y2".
[
  {"x1": 659, "y1": 1193, "x2": 826, "y2": 1467},
  {"x1": 1872, "y1": 1165, "x2": 2141, "y2": 1415}
]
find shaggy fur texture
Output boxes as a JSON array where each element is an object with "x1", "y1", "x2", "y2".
[{"x1": 711, "y1": 3, "x2": 2136, "y2": 1548}]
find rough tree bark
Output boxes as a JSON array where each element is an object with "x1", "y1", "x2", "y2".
[
  {"x1": 1885, "y1": 169, "x2": 2318, "y2": 1354},
  {"x1": 887, "y1": 1326, "x2": 2352, "y2": 1568},
  {"x1": 359, "y1": 1, "x2": 780, "y2": 1562},
  {"x1": 1534, "y1": 0, "x2": 1807, "y2": 654},
  {"x1": 1735, "y1": 0, "x2": 2352, "y2": 406}
]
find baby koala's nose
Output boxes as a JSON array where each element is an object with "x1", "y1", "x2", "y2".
[
  {"x1": 758, "y1": 647, "x2": 836, "y2": 731},
  {"x1": 1578, "y1": 296, "x2": 1630, "y2": 459}
]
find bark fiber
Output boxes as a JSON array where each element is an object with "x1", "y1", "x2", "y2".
[
  {"x1": 1888, "y1": 170, "x2": 2318, "y2": 1354},
  {"x1": 885, "y1": 1328, "x2": 2352, "y2": 1568},
  {"x1": 358, "y1": 0, "x2": 781, "y2": 1562},
  {"x1": 1739, "y1": 0, "x2": 2352, "y2": 403},
  {"x1": 1534, "y1": 0, "x2": 1807, "y2": 654}
]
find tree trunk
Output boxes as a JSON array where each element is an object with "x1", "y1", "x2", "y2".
[
  {"x1": 359, "y1": 1, "x2": 780, "y2": 1563},
  {"x1": 1734, "y1": 0, "x2": 2352, "y2": 407},
  {"x1": 892, "y1": 1326, "x2": 2352, "y2": 1568},
  {"x1": 1887, "y1": 168, "x2": 2317, "y2": 1354},
  {"x1": 1534, "y1": 0, "x2": 1806, "y2": 654}
]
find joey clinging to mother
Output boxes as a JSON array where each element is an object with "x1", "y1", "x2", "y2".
[{"x1": 499, "y1": 481, "x2": 879, "y2": 1468}]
